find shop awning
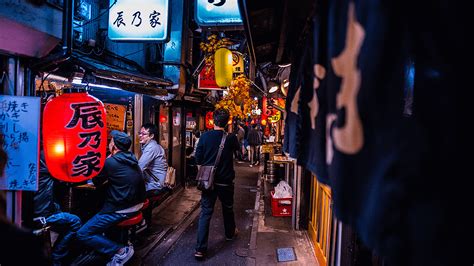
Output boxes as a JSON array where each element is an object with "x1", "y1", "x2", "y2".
[{"x1": 70, "y1": 54, "x2": 173, "y2": 96}]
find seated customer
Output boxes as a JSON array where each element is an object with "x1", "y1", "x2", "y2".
[
  {"x1": 138, "y1": 123, "x2": 168, "y2": 197},
  {"x1": 34, "y1": 150, "x2": 82, "y2": 265},
  {"x1": 76, "y1": 130, "x2": 145, "y2": 266}
]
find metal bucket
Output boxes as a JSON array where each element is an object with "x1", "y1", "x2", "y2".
[{"x1": 266, "y1": 161, "x2": 276, "y2": 183}]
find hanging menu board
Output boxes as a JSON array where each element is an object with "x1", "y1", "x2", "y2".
[
  {"x1": 104, "y1": 103, "x2": 127, "y2": 135},
  {"x1": 0, "y1": 96, "x2": 40, "y2": 191}
]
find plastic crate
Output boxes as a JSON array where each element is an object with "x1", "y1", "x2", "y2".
[{"x1": 271, "y1": 191, "x2": 292, "y2": 217}]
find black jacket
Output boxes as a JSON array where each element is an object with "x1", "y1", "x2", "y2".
[
  {"x1": 195, "y1": 130, "x2": 239, "y2": 184},
  {"x1": 34, "y1": 151, "x2": 61, "y2": 218},
  {"x1": 247, "y1": 128, "x2": 262, "y2": 146},
  {"x1": 93, "y1": 151, "x2": 145, "y2": 213}
]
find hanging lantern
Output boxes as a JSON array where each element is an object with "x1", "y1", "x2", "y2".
[
  {"x1": 214, "y1": 48, "x2": 233, "y2": 87},
  {"x1": 42, "y1": 87, "x2": 107, "y2": 182},
  {"x1": 205, "y1": 111, "x2": 214, "y2": 129}
]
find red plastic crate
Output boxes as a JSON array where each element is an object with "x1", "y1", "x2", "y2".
[{"x1": 271, "y1": 191, "x2": 292, "y2": 217}]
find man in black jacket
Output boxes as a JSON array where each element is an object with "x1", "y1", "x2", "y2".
[
  {"x1": 194, "y1": 109, "x2": 240, "y2": 259},
  {"x1": 76, "y1": 130, "x2": 145, "y2": 266}
]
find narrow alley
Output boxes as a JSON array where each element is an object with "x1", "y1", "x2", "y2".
[{"x1": 134, "y1": 163, "x2": 316, "y2": 266}]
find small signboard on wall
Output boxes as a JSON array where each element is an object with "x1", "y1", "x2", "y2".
[
  {"x1": 104, "y1": 103, "x2": 127, "y2": 135},
  {"x1": 108, "y1": 0, "x2": 170, "y2": 41},
  {"x1": 0, "y1": 96, "x2": 40, "y2": 191}
]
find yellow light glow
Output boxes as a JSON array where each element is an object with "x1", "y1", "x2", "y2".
[{"x1": 54, "y1": 143, "x2": 65, "y2": 155}]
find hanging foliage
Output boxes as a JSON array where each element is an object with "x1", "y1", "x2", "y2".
[
  {"x1": 199, "y1": 34, "x2": 233, "y2": 73},
  {"x1": 215, "y1": 74, "x2": 257, "y2": 119}
]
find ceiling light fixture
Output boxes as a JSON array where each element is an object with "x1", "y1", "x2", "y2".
[{"x1": 267, "y1": 80, "x2": 280, "y2": 94}]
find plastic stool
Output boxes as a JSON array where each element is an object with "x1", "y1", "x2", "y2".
[
  {"x1": 141, "y1": 198, "x2": 150, "y2": 211},
  {"x1": 116, "y1": 212, "x2": 143, "y2": 244}
]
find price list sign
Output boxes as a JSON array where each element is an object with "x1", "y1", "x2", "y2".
[{"x1": 0, "y1": 96, "x2": 40, "y2": 191}]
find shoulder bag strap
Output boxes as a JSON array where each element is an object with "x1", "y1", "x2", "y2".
[
  {"x1": 213, "y1": 132, "x2": 227, "y2": 168},
  {"x1": 144, "y1": 168, "x2": 160, "y2": 183}
]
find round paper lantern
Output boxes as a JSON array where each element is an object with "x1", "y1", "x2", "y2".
[
  {"x1": 214, "y1": 48, "x2": 233, "y2": 87},
  {"x1": 43, "y1": 88, "x2": 107, "y2": 182}
]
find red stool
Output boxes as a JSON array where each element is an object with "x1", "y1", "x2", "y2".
[
  {"x1": 116, "y1": 212, "x2": 143, "y2": 245},
  {"x1": 141, "y1": 198, "x2": 150, "y2": 211}
]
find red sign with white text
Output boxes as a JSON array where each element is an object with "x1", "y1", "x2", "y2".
[{"x1": 198, "y1": 64, "x2": 222, "y2": 90}]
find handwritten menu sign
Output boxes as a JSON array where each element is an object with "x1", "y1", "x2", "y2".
[
  {"x1": 0, "y1": 96, "x2": 40, "y2": 191},
  {"x1": 104, "y1": 103, "x2": 126, "y2": 135}
]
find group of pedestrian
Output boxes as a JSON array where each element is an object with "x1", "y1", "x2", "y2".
[{"x1": 234, "y1": 123, "x2": 264, "y2": 167}]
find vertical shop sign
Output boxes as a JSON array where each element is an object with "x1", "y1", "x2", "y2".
[
  {"x1": 205, "y1": 111, "x2": 214, "y2": 129},
  {"x1": 108, "y1": 0, "x2": 170, "y2": 41},
  {"x1": 263, "y1": 97, "x2": 285, "y2": 123},
  {"x1": 232, "y1": 51, "x2": 244, "y2": 74},
  {"x1": 42, "y1": 91, "x2": 107, "y2": 183},
  {"x1": 195, "y1": 0, "x2": 243, "y2": 26},
  {"x1": 0, "y1": 96, "x2": 40, "y2": 191}
]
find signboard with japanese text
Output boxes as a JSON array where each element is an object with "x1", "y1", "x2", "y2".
[
  {"x1": 232, "y1": 51, "x2": 244, "y2": 74},
  {"x1": 104, "y1": 103, "x2": 126, "y2": 135},
  {"x1": 198, "y1": 63, "x2": 222, "y2": 90},
  {"x1": 195, "y1": 0, "x2": 243, "y2": 26},
  {"x1": 263, "y1": 97, "x2": 285, "y2": 123},
  {"x1": 108, "y1": 0, "x2": 169, "y2": 41},
  {"x1": 0, "y1": 96, "x2": 40, "y2": 191}
]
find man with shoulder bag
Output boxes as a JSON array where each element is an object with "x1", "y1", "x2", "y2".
[{"x1": 194, "y1": 109, "x2": 240, "y2": 260}]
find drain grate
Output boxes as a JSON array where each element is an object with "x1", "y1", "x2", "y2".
[{"x1": 276, "y1": 247, "x2": 297, "y2": 262}]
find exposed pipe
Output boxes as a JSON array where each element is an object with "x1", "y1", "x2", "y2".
[{"x1": 31, "y1": 0, "x2": 74, "y2": 70}]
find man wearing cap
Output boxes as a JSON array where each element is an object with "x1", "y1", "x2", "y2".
[{"x1": 76, "y1": 130, "x2": 145, "y2": 266}]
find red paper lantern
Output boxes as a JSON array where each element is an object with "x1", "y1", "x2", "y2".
[
  {"x1": 42, "y1": 89, "x2": 107, "y2": 182},
  {"x1": 205, "y1": 111, "x2": 214, "y2": 129}
]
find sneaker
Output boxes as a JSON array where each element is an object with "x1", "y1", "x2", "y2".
[
  {"x1": 254, "y1": 161, "x2": 260, "y2": 166},
  {"x1": 249, "y1": 164, "x2": 253, "y2": 167},
  {"x1": 194, "y1": 251, "x2": 206, "y2": 260},
  {"x1": 226, "y1": 228, "x2": 239, "y2": 241},
  {"x1": 107, "y1": 245, "x2": 134, "y2": 266}
]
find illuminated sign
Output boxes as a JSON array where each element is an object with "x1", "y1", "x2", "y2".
[
  {"x1": 108, "y1": 0, "x2": 169, "y2": 41},
  {"x1": 195, "y1": 0, "x2": 243, "y2": 26},
  {"x1": 232, "y1": 51, "x2": 244, "y2": 74},
  {"x1": 198, "y1": 63, "x2": 222, "y2": 90}
]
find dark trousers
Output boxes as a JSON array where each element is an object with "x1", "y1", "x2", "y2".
[
  {"x1": 46, "y1": 212, "x2": 82, "y2": 263},
  {"x1": 196, "y1": 184, "x2": 235, "y2": 252},
  {"x1": 144, "y1": 188, "x2": 166, "y2": 225},
  {"x1": 76, "y1": 212, "x2": 133, "y2": 256}
]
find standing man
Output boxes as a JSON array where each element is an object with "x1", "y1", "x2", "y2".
[
  {"x1": 194, "y1": 109, "x2": 240, "y2": 260},
  {"x1": 76, "y1": 130, "x2": 145, "y2": 266},
  {"x1": 247, "y1": 124, "x2": 261, "y2": 167},
  {"x1": 138, "y1": 123, "x2": 168, "y2": 197},
  {"x1": 235, "y1": 123, "x2": 245, "y2": 161}
]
